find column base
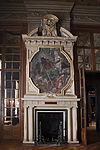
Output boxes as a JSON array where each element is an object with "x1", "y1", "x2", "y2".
[
  {"x1": 68, "y1": 140, "x2": 79, "y2": 144},
  {"x1": 23, "y1": 140, "x2": 35, "y2": 144}
]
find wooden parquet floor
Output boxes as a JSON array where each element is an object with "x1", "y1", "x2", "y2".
[
  {"x1": 0, "y1": 126, "x2": 100, "y2": 150},
  {"x1": 0, "y1": 140, "x2": 100, "y2": 150}
]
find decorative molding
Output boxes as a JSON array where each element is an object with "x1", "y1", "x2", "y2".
[
  {"x1": 22, "y1": 95, "x2": 80, "y2": 107},
  {"x1": 23, "y1": 36, "x2": 77, "y2": 44}
]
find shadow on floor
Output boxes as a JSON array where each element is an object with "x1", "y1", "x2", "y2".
[{"x1": 87, "y1": 125, "x2": 100, "y2": 144}]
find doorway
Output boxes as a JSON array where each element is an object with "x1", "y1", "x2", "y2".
[
  {"x1": 86, "y1": 72, "x2": 100, "y2": 144},
  {"x1": 86, "y1": 88, "x2": 100, "y2": 144},
  {"x1": 87, "y1": 89, "x2": 96, "y2": 128}
]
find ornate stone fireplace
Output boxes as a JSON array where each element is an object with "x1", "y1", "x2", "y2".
[{"x1": 22, "y1": 14, "x2": 80, "y2": 144}]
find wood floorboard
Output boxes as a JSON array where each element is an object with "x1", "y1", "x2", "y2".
[
  {"x1": 0, "y1": 140, "x2": 100, "y2": 150},
  {"x1": 0, "y1": 126, "x2": 100, "y2": 150}
]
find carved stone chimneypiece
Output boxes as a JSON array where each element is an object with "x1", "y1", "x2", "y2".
[{"x1": 22, "y1": 14, "x2": 80, "y2": 144}]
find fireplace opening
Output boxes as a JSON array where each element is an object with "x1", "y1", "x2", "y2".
[{"x1": 35, "y1": 110, "x2": 67, "y2": 144}]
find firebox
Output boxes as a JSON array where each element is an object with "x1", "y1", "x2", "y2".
[{"x1": 35, "y1": 110, "x2": 67, "y2": 144}]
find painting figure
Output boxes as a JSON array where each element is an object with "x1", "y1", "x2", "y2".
[
  {"x1": 29, "y1": 48, "x2": 70, "y2": 94},
  {"x1": 55, "y1": 74, "x2": 64, "y2": 93}
]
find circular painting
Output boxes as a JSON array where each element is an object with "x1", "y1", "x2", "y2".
[{"x1": 29, "y1": 48, "x2": 70, "y2": 94}]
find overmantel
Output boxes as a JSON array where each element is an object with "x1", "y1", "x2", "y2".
[{"x1": 22, "y1": 14, "x2": 78, "y2": 99}]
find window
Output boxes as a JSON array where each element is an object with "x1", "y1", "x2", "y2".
[
  {"x1": 94, "y1": 33, "x2": 100, "y2": 70},
  {"x1": 0, "y1": 29, "x2": 21, "y2": 126},
  {"x1": 77, "y1": 31, "x2": 100, "y2": 71},
  {"x1": 4, "y1": 72, "x2": 20, "y2": 125}
]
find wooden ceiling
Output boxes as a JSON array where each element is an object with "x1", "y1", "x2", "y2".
[{"x1": 1, "y1": 0, "x2": 100, "y2": 6}]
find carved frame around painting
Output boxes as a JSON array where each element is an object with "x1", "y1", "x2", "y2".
[{"x1": 28, "y1": 45, "x2": 73, "y2": 96}]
